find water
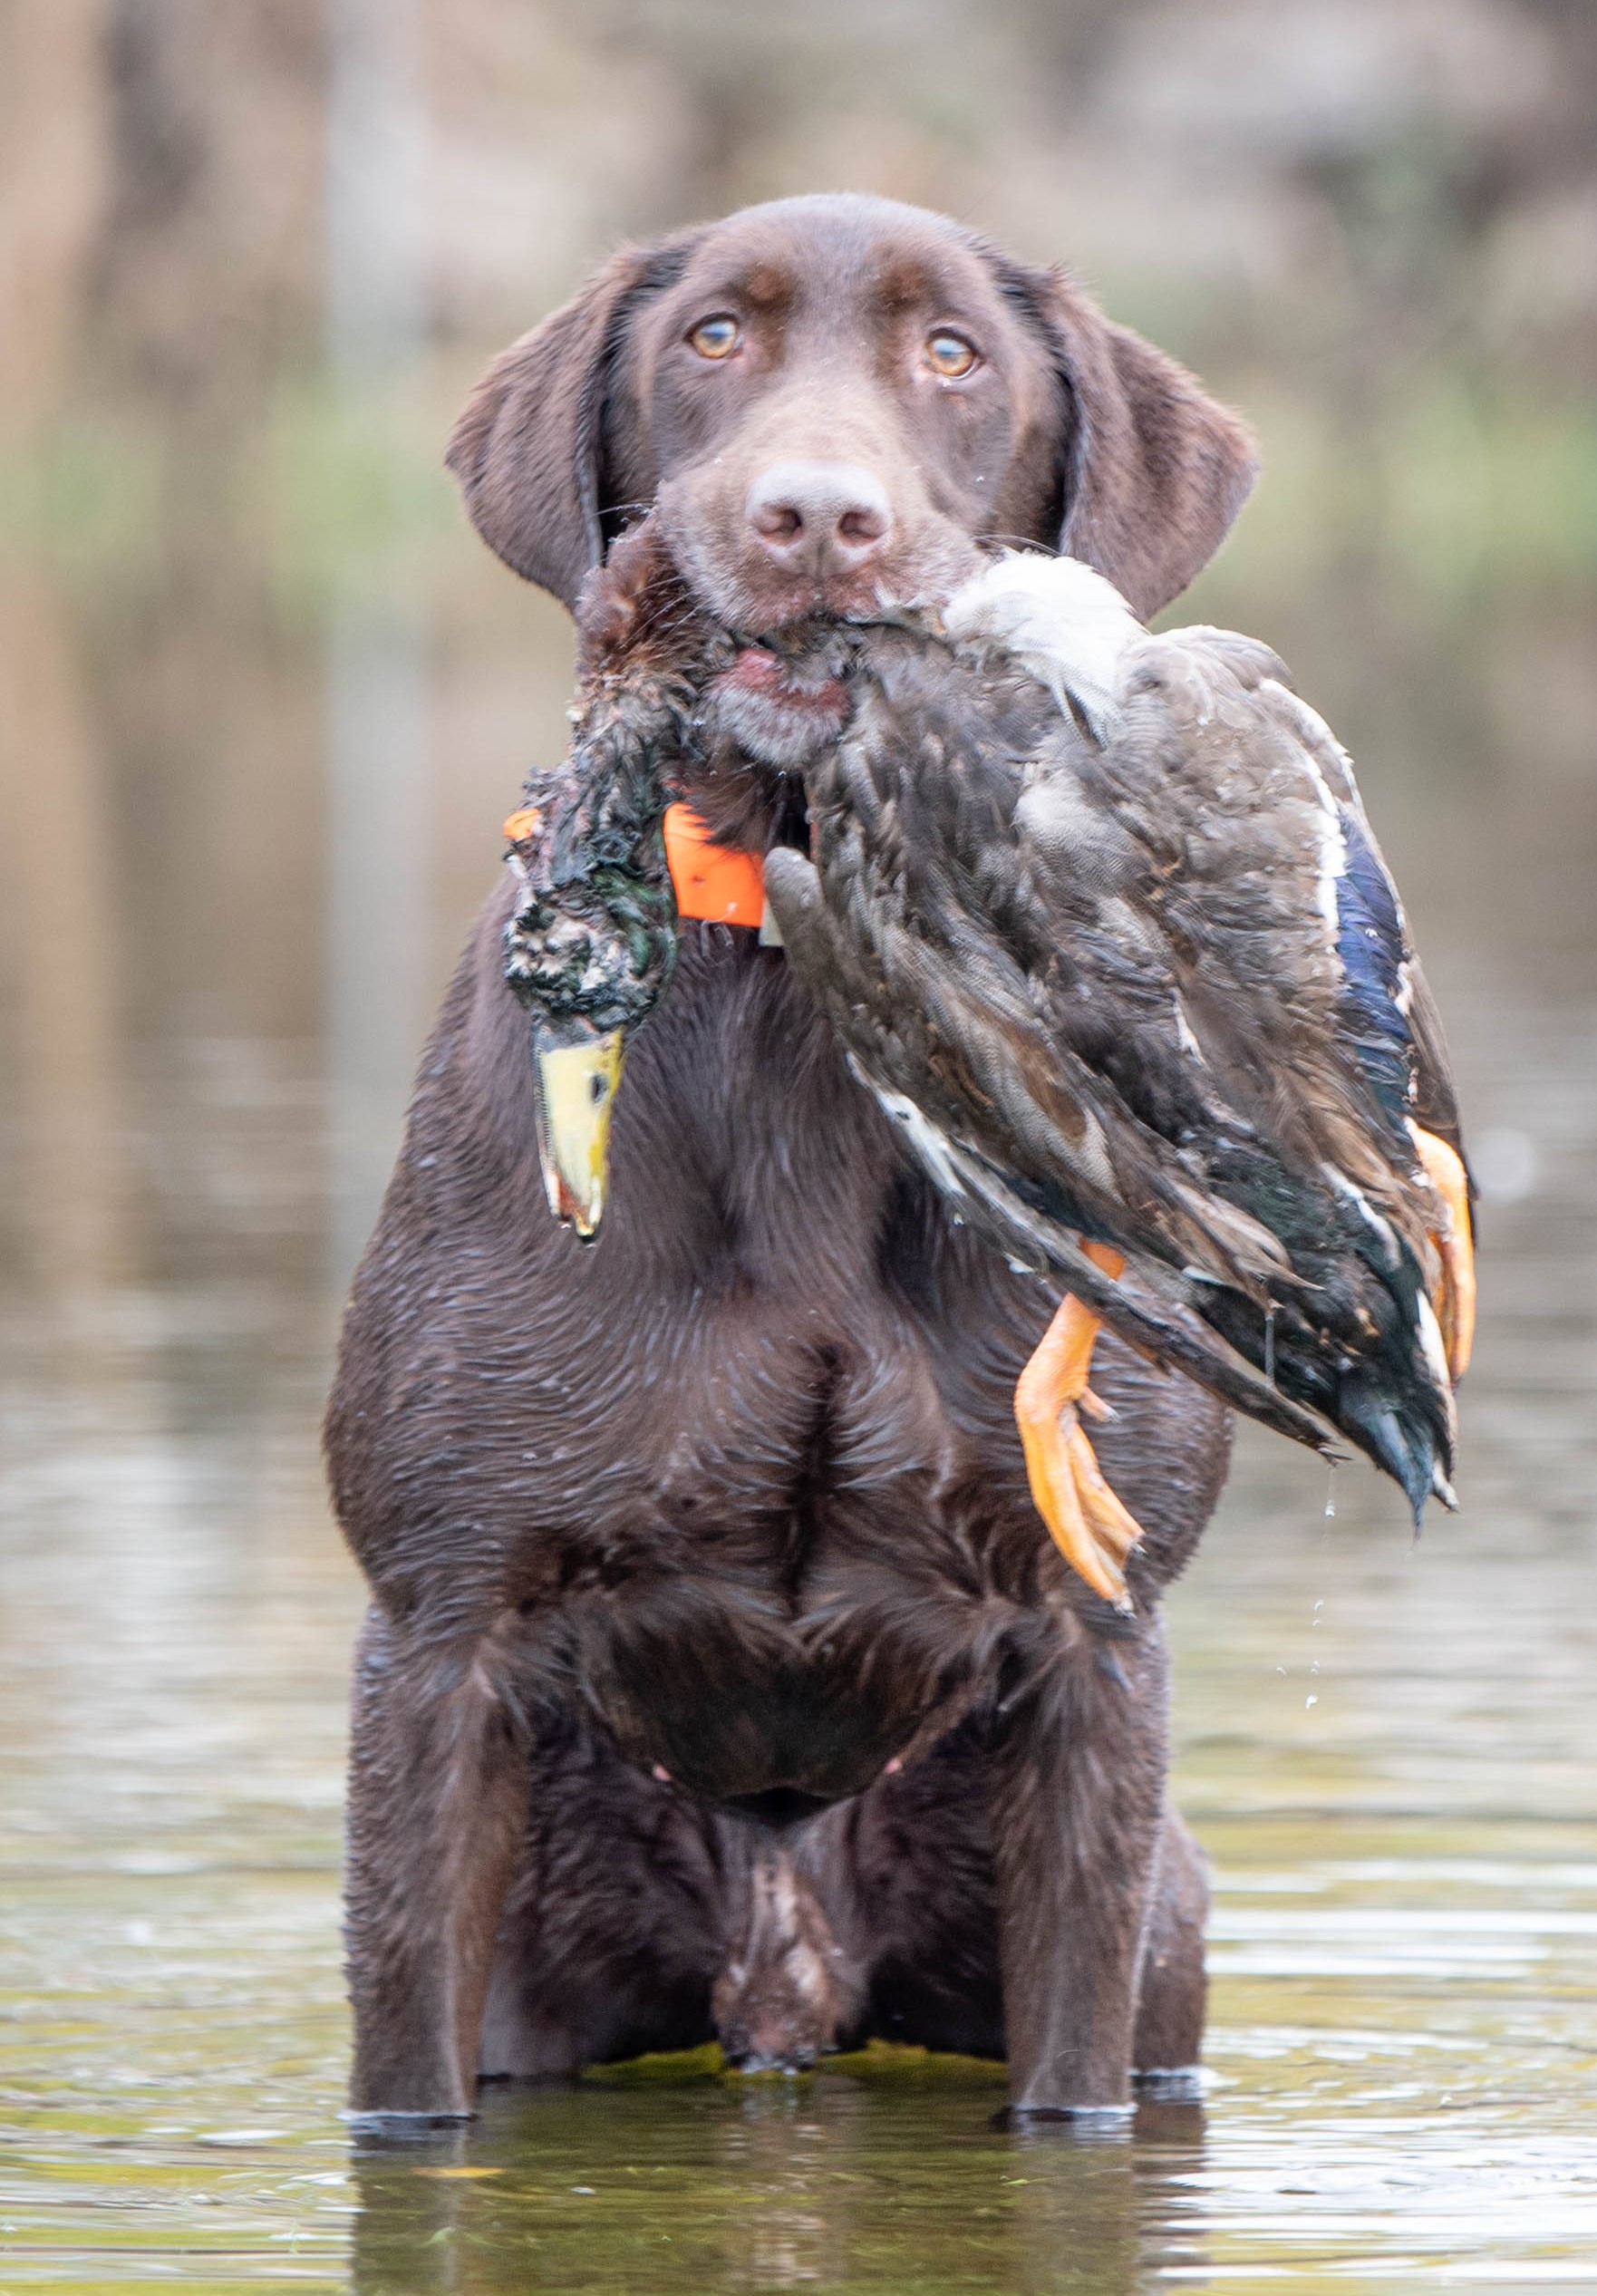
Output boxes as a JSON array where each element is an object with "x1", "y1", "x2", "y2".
[{"x1": 3, "y1": 554, "x2": 1596, "y2": 2287}]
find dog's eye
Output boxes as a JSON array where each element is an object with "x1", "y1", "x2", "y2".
[
  {"x1": 926, "y1": 330, "x2": 979, "y2": 379},
  {"x1": 688, "y1": 315, "x2": 740, "y2": 361}
]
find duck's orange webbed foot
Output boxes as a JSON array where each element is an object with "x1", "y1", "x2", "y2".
[
  {"x1": 1408, "y1": 1124, "x2": 1476, "y2": 1382},
  {"x1": 1013, "y1": 1242, "x2": 1144, "y2": 1610}
]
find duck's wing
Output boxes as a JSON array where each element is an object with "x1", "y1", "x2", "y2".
[
  {"x1": 1089, "y1": 629, "x2": 1466, "y2": 1214},
  {"x1": 1248, "y1": 651, "x2": 1468, "y2": 1165},
  {"x1": 1094, "y1": 627, "x2": 1475, "y2": 1403}
]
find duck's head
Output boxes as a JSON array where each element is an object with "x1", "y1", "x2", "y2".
[{"x1": 504, "y1": 785, "x2": 677, "y2": 1245}]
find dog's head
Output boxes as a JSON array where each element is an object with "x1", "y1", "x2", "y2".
[{"x1": 450, "y1": 193, "x2": 1255, "y2": 740}]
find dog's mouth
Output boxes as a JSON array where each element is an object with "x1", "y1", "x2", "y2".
[
  {"x1": 723, "y1": 644, "x2": 848, "y2": 714},
  {"x1": 706, "y1": 643, "x2": 853, "y2": 770}
]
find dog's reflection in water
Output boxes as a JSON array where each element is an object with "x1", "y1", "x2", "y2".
[{"x1": 346, "y1": 2072, "x2": 1206, "y2": 2294}]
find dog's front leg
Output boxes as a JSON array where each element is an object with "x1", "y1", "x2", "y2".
[
  {"x1": 344, "y1": 1603, "x2": 530, "y2": 2124},
  {"x1": 990, "y1": 1612, "x2": 1171, "y2": 2119}
]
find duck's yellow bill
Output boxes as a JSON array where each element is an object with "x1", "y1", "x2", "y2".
[{"x1": 534, "y1": 1031, "x2": 624, "y2": 1239}]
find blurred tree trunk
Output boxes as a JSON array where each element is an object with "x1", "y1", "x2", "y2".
[
  {"x1": 0, "y1": 0, "x2": 111, "y2": 431},
  {"x1": 324, "y1": 0, "x2": 427, "y2": 384}
]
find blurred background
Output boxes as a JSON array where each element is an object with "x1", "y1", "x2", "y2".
[{"x1": 2, "y1": 5, "x2": 1595, "y2": 2288}]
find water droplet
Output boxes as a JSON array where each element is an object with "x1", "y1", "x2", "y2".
[
  {"x1": 1305, "y1": 1695, "x2": 1319, "y2": 1710},
  {"x1": 1471, "y1": 1125, "x2": 1537, "y2": 1204}
]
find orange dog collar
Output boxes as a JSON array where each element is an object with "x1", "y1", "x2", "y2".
[{"x1": 663, "y1": 801, "x2": 769, "y2": 930}]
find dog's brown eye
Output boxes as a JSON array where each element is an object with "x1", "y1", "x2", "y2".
[
  {"x1": 926, "y1": 330, "x2": 979, "y2": 379},
  {"x1": 688, "y1": 315, "x2": 740, "y2": 361}
]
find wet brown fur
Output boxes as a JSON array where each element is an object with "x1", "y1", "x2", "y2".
[{"x1": 327, "y1": 195, "x2": 1254, "y2": 2124}]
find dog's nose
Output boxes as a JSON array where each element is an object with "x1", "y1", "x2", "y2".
[{"x1": 745, "y1": 460, "x2": 893, "y2": 578}]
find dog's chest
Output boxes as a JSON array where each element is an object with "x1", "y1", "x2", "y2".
[{"x1": 517, "y1": 939, "x2": 1040, "y2": 1573}]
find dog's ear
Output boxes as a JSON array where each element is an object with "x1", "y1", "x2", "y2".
[
  {"x1": 1003, "y1": 264, "x2": 1257, "y2": 621},
  {"x1": 447, "y1": 237, "x2": 698, "y2": 607}
]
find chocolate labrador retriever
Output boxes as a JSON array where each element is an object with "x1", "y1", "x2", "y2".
[{"x1": 326, "y1": 193, "x2": 1255, "y2": 2125}]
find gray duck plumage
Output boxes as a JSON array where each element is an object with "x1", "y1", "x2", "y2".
[{"x1": 761, "y1": 553, "x2": 1474, "y2": 1599}]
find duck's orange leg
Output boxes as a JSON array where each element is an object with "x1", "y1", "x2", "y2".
[
  {"x1": 1014, "y1": 1242, "x2": 1145, "y2": 1610},
  {"x1": 1408, "y1": 1124, "x2": 1476, "y2": 1382}
]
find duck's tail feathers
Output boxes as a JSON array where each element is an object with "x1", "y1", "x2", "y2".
[{"x1": 1335, "y1": 1371, "x2": 1457, "y2": 1527}]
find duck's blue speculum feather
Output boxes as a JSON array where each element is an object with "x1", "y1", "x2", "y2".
[{"x1": 1333, "y1": 805, "x2": 1413, "y2": 1141}]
